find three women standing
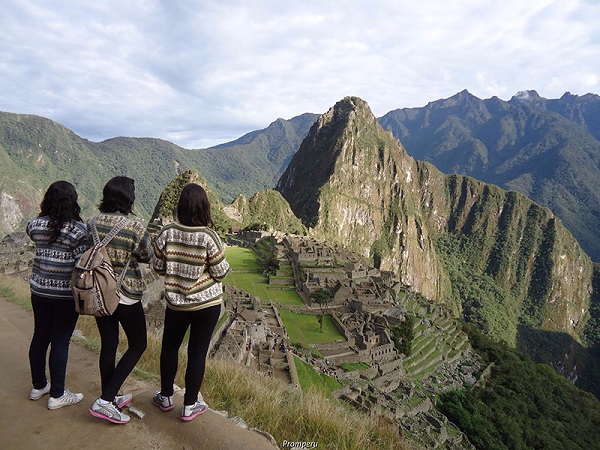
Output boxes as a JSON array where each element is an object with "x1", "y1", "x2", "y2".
[{"x1": 26, "y1": 178, "x2": 227, "y2": 424}]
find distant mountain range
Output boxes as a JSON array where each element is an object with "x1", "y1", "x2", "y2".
[
  {"x1": 379, "y1": 89, "x2": 600, "y2": 262},
  {"x1": 278, "y1": 96, "x2": 594, "y2": 341},
  {"x1": 0, "y1": 111, "x2": 316, "y2": 236},
  {"x1": 276, "y1": 96, "x2": 600, "y2": 398},
  {"x1": 1, "y1": 90, "x2": 598, "y2": 262}
]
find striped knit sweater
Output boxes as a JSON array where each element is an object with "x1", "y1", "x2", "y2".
[
  {"x1": 88, "y1": 213, "x2": 151, "y2": 301},
  {"x1": 152, "y1": 223, "x2": 230, "y2": 311},
  {"x1": 27, "y1": 216, "x2": 88, "y2": 300}
]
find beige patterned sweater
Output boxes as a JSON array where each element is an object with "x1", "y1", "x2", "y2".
[{"x1": 151, "y1": 223, "x2": 229, "y2": 311}]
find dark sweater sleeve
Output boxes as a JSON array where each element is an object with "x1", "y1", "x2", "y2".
[{"x1": 151, "y1": 229, "x2": 166, "y2": 275}]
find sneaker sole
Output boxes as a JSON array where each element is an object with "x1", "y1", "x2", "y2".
[
  {"x1": 30, "y1": 386, "x2": 50, "y2": 400},
  {"x1": 48, "y1": 402, "x2": 71, "y2": 411},
  {"x1": 180, "y1": 407, "x2": 207, "y2": 422},
  {"x1": 48, "y1": 398, "x2": 83, "y2": 410},
  {"x1": 88, "y1": 408, "x2": 130, "y2": 424},
  {"x1": 152, "y1": 399, "x2": 174, "y2": 412},
  {"x1": 30, "y1": 393, "x2": 48, "y2": 401}
]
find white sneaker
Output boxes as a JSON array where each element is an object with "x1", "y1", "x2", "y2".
[
  {"x1": 30, "y1": 382, "x2": 50, "y2": 400},
  {"x1": 47, "y1": 389, "x2": 84, "y2": 410},
  {"x1": 89, "y1": 399, "x2": 130, "y2": 424},
  {"x1": 152, "y1": 390, "x2": 174, "y2": 412},
  {"x1": 180, "y1": 401, "x2": 208, "y2": 422}
]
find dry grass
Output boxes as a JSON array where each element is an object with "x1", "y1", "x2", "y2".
[
  {"x1": 0, "y1": 275, "x2": 32, "y2": 310},
  {"x1": 204, "y1": 359, "x2": 406, "y2": 449},
  {"x1": 1, "y1": 275, "x2": 407, "y2": 449}
]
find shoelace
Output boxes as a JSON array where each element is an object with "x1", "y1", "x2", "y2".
[{"x1": 64, "y1": 390, "x2": 77, "y2": 401}]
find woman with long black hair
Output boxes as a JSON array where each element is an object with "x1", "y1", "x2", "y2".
[
  {"x1": 27, "y1": 180, "x2": 87, "y2": 410},
  {"x1": 151, "y1": 183, "x2": 229, "y2": 421}
]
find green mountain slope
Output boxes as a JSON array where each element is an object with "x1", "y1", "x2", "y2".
[
  {"x1": 0, "y1": 112, "x2": 112, "y2": 232},
  {"x1": 149, "y1": 169, "x2": 305, "y2": 236},
  {"x1": 191, "y1": 113, "x2": 318, "y2": 203},
  {"x1": 378, "y1": 90, "x2": 600, "y2": 262},
  {"x1": 0, "y1": 111, "x2": 315, "y2": 234},
  {"x1": 438, "y1": 324, "x2": 600, "y2": 450}
]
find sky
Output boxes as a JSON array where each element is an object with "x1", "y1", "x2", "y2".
[{"x1": 1, "y1": 0, "x2": 599, "y2": 149}]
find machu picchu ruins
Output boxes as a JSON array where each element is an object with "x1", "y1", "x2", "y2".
[{"x1": 214, "y1": 231, "x2": 482, "y2": 448}]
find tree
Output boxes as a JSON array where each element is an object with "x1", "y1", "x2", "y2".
[
  {"x1": 310, "y1": 288, "x2": 333, "y2": 332},
  {"x1": 243, "y1": 222, "x2": 268, "y2": 231}
]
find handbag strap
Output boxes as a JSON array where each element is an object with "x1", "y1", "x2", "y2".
[{"x1": 116, "y1": 257, "x2": 131, "y2": 289}]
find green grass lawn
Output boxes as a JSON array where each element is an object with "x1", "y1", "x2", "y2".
[
  {"x1": 340, "y1": 362, "x2": 370, "y2": 372},
  {"x1": 225, "y1": 246, "x2": 262, "y2": 271},
  {"x1": 278, "y1": 309, "x2": 345, "y2": 346},
  {"x1": 224, "y1": 274, "x2": 303, "y2": 306},
  {"x1": 224, "y1": 245, "x2": 345, "y2": 394},
  {"x1": 294, "y1": 355, "x2": 341, "y2": 396},
  {"x1": 225, "y1": 246, "x2": 303, "y2": 306}
]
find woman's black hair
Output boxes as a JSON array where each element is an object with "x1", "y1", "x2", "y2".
[
  {"x1": 99, "y1": 176, "x2": 136, "y2": 215},
  {"x1": 177, "y1": 183, "x2": 214, "y2": 228},
  {"x1": 39, "y1": 180, "x2": 82, "y2": 244}
]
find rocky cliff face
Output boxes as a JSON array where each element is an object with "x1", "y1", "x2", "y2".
[
  {"x1": 0, "y1": 192, "x2": 26, "y2": 236},
  {"x1": 276, "y1": 97, "x2": 450, "y2": 301},
  {"x1": 277, "y1": 97, "x2": 594, "y2": 341}
]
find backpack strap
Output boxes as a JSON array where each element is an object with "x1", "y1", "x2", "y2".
[
  {"x1": 90, "y1": 216, "x2": 129, "y2": 247},
  {"x1": 90, "y1": 216, "x2": 132, "y2": 289}
]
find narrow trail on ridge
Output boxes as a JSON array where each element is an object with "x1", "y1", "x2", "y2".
[{"x1": 0, "y1": 296, "x2": 278, "y2": 450}]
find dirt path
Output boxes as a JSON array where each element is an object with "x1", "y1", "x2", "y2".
[{"x1": 0, "y1": 297, "x2": 279, "y2": 450}]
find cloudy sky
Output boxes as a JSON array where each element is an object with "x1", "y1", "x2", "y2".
[{"x1": 1, "y1": 1, "x2": 599, "y2": 149}]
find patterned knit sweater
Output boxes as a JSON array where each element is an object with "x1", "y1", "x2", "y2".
[
  {"x1": 27, "y1": 216, "x2": 88, "y2": 300},
  {"x1": 152, "y1": 223, "x2": 230, "y2": 311},
  {"x1": 88, "y1": 213, "x2": 151, "y2": 301}
]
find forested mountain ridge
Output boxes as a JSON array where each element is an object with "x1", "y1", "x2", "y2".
[
  {"x1": 191, "y1": 113, "x2": 318, "y2": 203},
  {"x1": 148, "y1": 168, "x2": 305, "y2": 236},
  {"x1": 378, "y1": 90, "x2": 600, "y2": 261},
  {"x1": 277, "y1": 96, "x2": 595, "y2": 349},
  {"x1": 3, "y1": 102, "x2": 596, "y2": 352},
  {"x1": 3, "y1": 90, "x2": 599, "y2": 264},
  {"x1": 0, "y1": 111, "x2": 316, "y2": 236}
]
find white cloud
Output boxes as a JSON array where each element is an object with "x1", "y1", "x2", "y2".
[{"x1": 0, "y1": 0, "x2": 599, "y2": 148}]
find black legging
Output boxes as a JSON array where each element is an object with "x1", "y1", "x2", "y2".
[
  {"x1": 160, "y1": 304, "x2": 221, "y2": 405},
  {"x1": 95, "y1": 301, "x2": 147, "y2": 402},
  {"x1": 29, "y1": 293, "x2": 79, "y2": 398}
]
